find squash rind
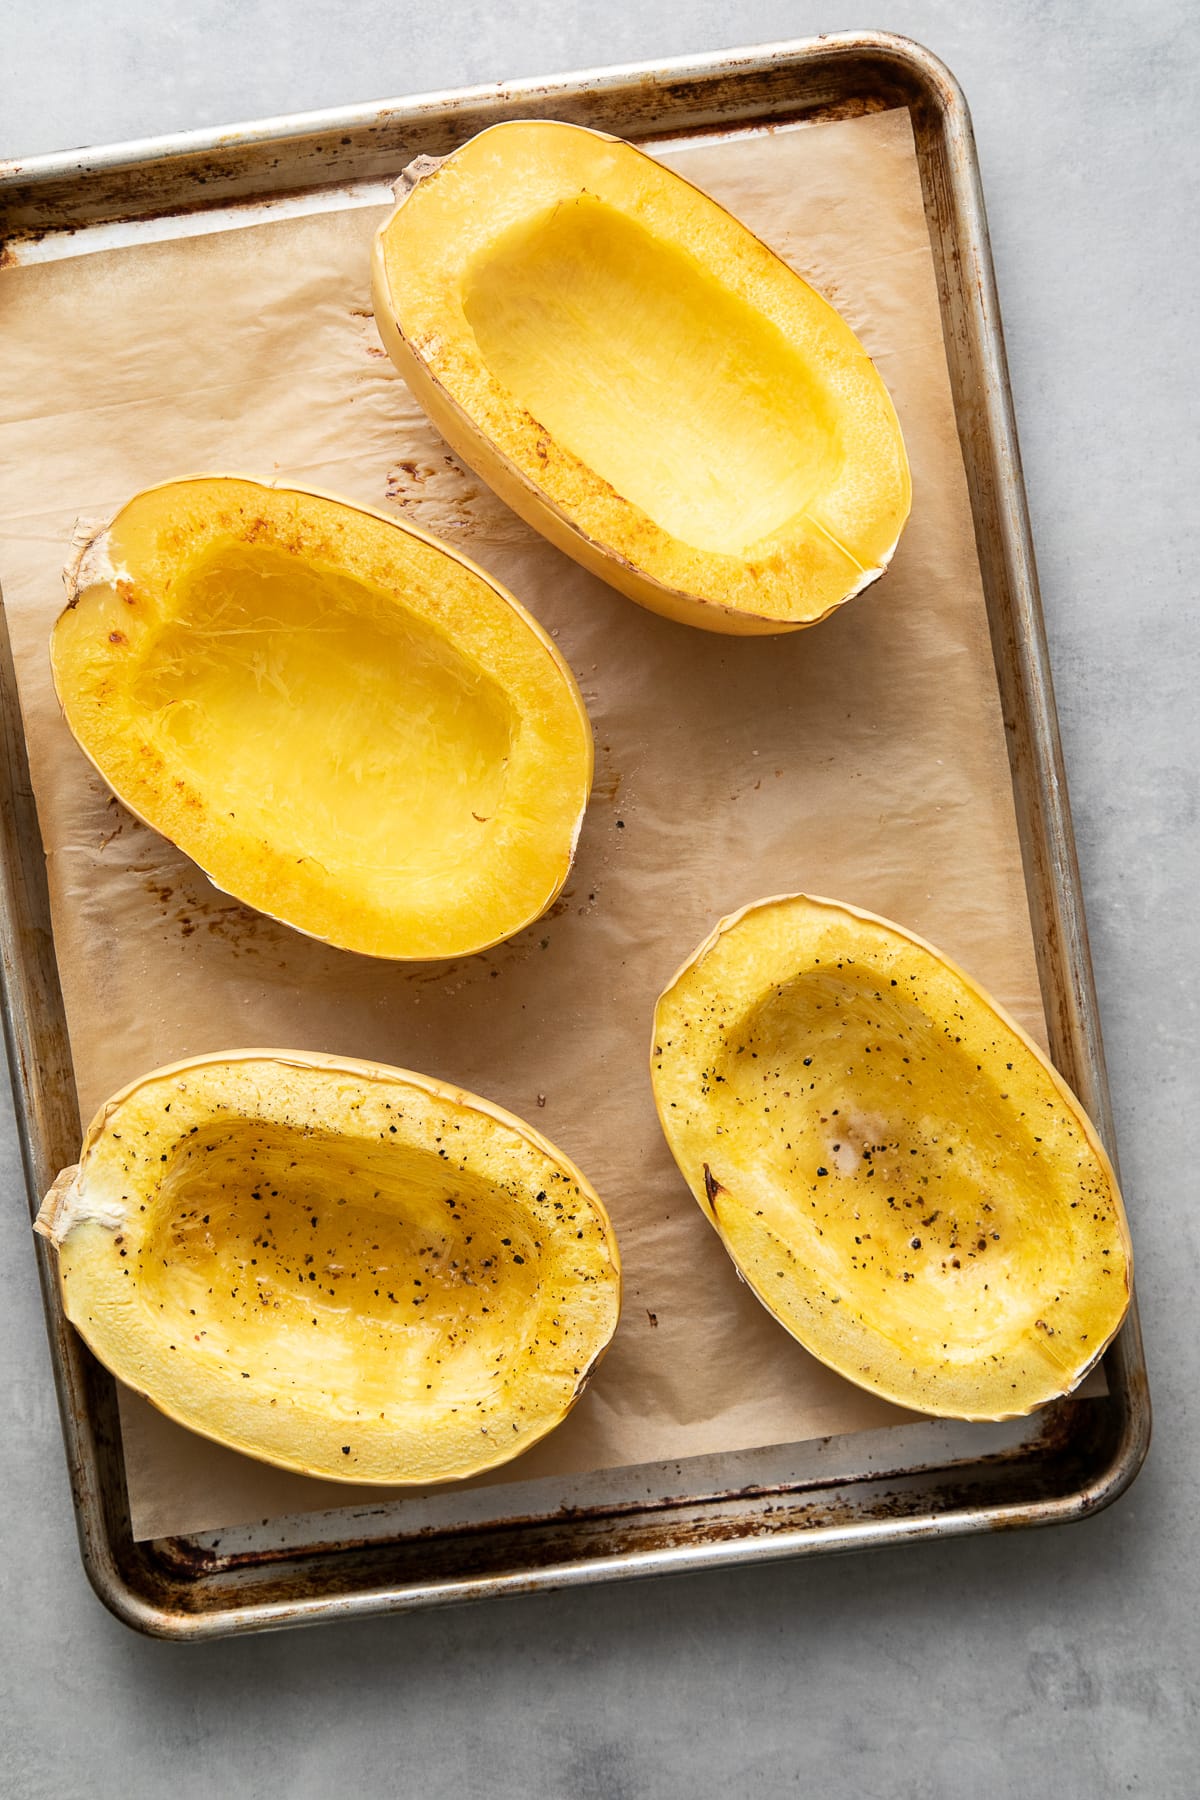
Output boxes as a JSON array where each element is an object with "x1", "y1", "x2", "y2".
[
  {"x1": 372, "y1": 121, "x2": 911, "y2": 636},
  {"x1": 37, "y1": 1050, "x2": 622, "y2": 1485},
  {"x1": 651, "y1": 895, "x2": 1132, "y2": 1420}
]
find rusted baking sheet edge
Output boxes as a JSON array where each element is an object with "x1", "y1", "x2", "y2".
[
  {"x1": 3, "y1": 33, "x2": 915, "y2": 246},
  {"x1": 0, "y1": 32, "x2": 1150, "y2": 1638}
]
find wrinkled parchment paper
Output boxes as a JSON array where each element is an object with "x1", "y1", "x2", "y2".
[{"x1": 0, "y1": 108, "x2": 1049, "y2": 1540}]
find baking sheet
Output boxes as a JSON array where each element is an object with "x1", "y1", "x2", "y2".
[{"x1": 0, "y1": 106, "x2": 1047, "y2": 1541}]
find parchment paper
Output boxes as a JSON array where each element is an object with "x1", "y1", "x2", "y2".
[{"x1": 0, "y1": 108, "x2": 1049, "y2": 1541}]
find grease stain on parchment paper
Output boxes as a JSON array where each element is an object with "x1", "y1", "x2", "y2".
[
  {"x1": 347, "y1": 304, "x2": 389, "y2": 358},
  {"x1": 344, "y1": 302, "x2": 537, "y2": 544},
  {"x1": 83, "y1": 788, "x2": 290, "y2": 962},
  {"x1": 383, "y1": 452, "x2": 537, "y2": 544}
]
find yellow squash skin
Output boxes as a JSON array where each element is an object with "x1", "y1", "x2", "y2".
[
  {"x1": 52, "y1": 476, "x2": 593, "y2": 959},
  {"x1": 36, "y1": 1052, "x2": 622, "y2": 1485},
  {"x1": 372, "y1": 121, "x2": 911, "y2": 636},
  {"x1": 651, "y1": 896, "x2": 1131, "y2": 1420}
]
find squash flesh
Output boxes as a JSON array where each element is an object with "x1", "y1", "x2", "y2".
[
  {"x1": 52, "y1": 478, "x2": 592, "y2": 959},
  {"x1": 128, "y1": 542, "x2": 516, "y2": 879},
  {"x1": 652, "y1": 896, "x2": 1132, "y2": 1419},
  {"x1": 373, "y1": 121, "x2": 911, "y2": 634},
  {"x1": 461, "y1": 196, "x2": 842, "y2": 557},
  {"x1": 38, "y1": 1053, "x2": 622, "y2": 1484}
]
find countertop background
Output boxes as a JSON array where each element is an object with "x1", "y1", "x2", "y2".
[{"x1": 2, "y1": 3, "x2": 1196, "y2": 1795}]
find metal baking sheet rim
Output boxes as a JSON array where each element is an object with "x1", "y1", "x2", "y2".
[{"x1": 0, "y1": 32, "x2": 1150, "y2": 1639}]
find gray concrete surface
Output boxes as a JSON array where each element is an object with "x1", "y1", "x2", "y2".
[{"x1": 2, "y1": 2, "x2": 1197, "y2": 1795}]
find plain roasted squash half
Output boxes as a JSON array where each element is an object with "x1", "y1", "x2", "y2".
[
  {"x1": 52, "y1": 477, "x2": 592, "y2": 959},
  {"x1": 651, "y1": 895, "x2": 1131, "y2": 1420},
  {"x1": 372, "y1": 121, "x2": 911, "y2": 635},
  {"x1": 36, "y1": 1052, "x2": 622, "y2": 1484}
]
